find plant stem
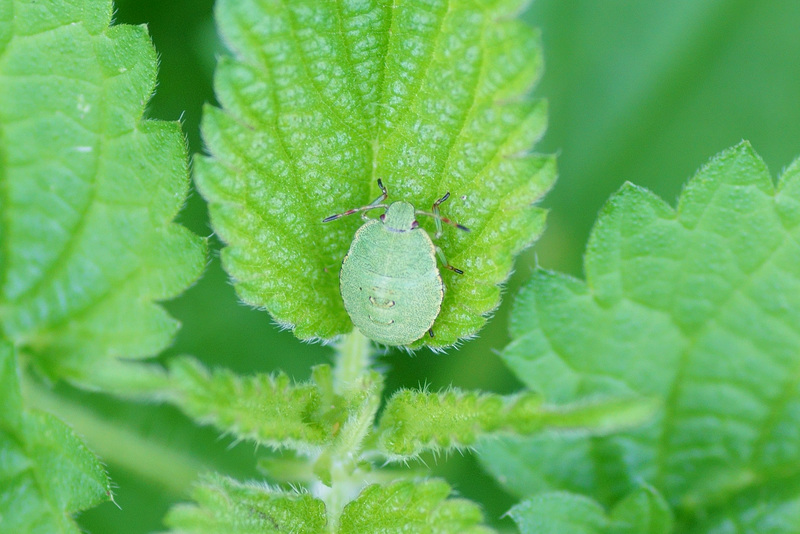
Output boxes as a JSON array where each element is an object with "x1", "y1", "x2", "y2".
[
  {"x1": 318, "y1": 329, "x2": 379, "y2": 531},
  {"x1": 22, "y1": 376, "x2": 206, "y2": 495},
  {"x1": 332, "y1": 329, "x2": 373, "y2": 395}
]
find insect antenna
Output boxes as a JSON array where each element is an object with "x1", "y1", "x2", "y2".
[{"x1": 322, "y1": 179, "x2": 389, "y2": 223}]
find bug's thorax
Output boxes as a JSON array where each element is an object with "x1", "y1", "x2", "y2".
[{"x1": 382, "y1": 201, "x2": 417, "y2": 232}]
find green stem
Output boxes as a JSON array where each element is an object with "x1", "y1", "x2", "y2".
[
  {"x1": 22, "y1": 376, "x2": 206, "y2": 495},
  {"x1": 332, "y1": 329, "x2": 373, "y2": 395},
  {"x1": 319, "y1": 329, "x2": 379, "y2": 532}
]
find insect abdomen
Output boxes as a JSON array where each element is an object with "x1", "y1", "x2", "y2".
[{"x1": 340, "y1": 223, "x2": 443, "y2": 345}]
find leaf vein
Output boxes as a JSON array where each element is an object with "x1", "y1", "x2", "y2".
[
  {"x1": 332, "y1": 0, "x2": 370, "y2": 133},
  {"x1": 382, "y1": 0, "x2": 451, "y2": 144},
  {"x1": 9, "y1": 156, "x2": 100, "y2": 307},
  {"x1": 433, "y1": 8, "x2": 488, "y2": 194},
  {"x1": 372, "y1": 0, "x2": 395, "y2": 166},
  {"x1": 231, "y1": 9, "x2": 318, "y2": 241},
  {"x1": 654, "y1": 215, "x2": 794, "y2": 492},
  {"x1": 279, "y1": 0, "x2": 370, "y2": 146}
]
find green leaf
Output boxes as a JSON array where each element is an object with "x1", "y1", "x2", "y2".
[
  {"x1": 0, "y1": 0, "x2": 205, "y2": 389},
  {"x1": 376, "y1": 388, "x2": 656, "y2": 459},
  {"x1": 377, "y1": 388, "x2": 535, "y2": 459},
  {"x1": 164, "y1": 474, "x2": 327, "y2": 534},
  {"x1": 683, "y1": 477, "x2": 800, "y2": 534},
  {"x1": 508, "y1": 492, "x2": 608, "y2": 534},
  {"x1": 338, "y1": 479, "x2": 494, "y2": 534},
  {"x1": 197, "y1": 0, "x2": 554, "y2": 347},
  {"x1": 166, "y1": 475, "x2": 494, "y2": 534},
  {"x1": 168, "y1": 357, "x2": 383, "y2": 456},
  {"x1": 483, "y1": 143, "x2": 800, "y2": 529},
  {"x1": 0, "y1": 340, "x2": 111, "y2": 532},
  {"x1": 168, "y1": 357, "x2": 331, "y2": 452},
  {"x1": 508, "y1": 486, "x2": 672, "y2": 534},
  {"x1": 609, "y1": 485, "x2": 673, "y2": 534}
]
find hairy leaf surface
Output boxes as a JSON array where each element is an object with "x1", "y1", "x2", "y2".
[
  {"x1": 166, "y1": 475, "x2": 494, "y2": 534},
  {"x1": 377, "y1": 388, "x2": 657, "y2": 460},
  {"x1": 198, "y1": 0, "x2": 554, "y2": 347},
  {"x1": 482, "y1": 143, "x2": 800, "y2": 529},
  {"x1": 0, "y1": 0, "x2": 205, "y2": 388},
  {"x1": 338, "y1": 479, "x2": 493, "y2": 533},
  {"x1": 165, "y1": 474, "x2": 327, "y2": 534},
  {"x1": 168, "y1": 358, "x2": 382, "y2": 455},
  {"x1": 0, "y1": 341, "x2": 110, "y2": 532}
]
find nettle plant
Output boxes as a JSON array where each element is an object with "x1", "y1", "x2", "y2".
[{"x1": 2, "y1": 0, "x2": 800, "y2": 533}]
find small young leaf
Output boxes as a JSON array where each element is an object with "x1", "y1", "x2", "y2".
[
  {"x1": 338, "y1": 479, "x2": 494, "y2": 534},
  {"x1": 0, "y1": 341, "x2": 111, "y2": 532},
  {"x1": 198, "y1": 0, "x2": 554, "y2": 347},
  {"x1": 484, "y1": 143, "x2": 800, "y2": 528},
  {"x1": 168, "y1": 357, "x2": 331, "y2": 452},
  {"x1": 0, "y1": 0, "x2": 205, "y2": 389},
  {"x1": 377, "y1": 388, "x2": 532, "y2": 458},
  {"x1": 164, "y1": 474, "x2": 327, "y2": 534},
  {"x1": 168, "y1": 357, "x2": 383, "y2": 456},
  {"x1": 376, "y1": 388, "x2": 656, "y2": 459}
]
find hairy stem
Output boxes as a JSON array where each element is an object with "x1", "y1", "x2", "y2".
[
  {"x1": 318, "y1": 329, "x2": 379, "y2": 531},
  {"x1": 332, "y1": 329, "x2": 373, "y2": 395}
]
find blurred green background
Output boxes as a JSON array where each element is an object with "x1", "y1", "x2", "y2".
[{"x1": 71, "y1": 0, "x2": 800, "y2": 531}]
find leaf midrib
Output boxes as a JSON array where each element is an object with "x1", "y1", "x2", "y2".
[
  {"x1": 0, "y1": 21, "x2": 110, "y2": 340},
  {"x1": 379, "y1": 0, "x2": 450, "y2": 149},
  {"x1": 641, "y1": 186, "x2": 796, "y2": 502}
]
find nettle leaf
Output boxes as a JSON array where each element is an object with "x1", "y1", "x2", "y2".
[
  {"x1": 376, "y1": 388, "x2": 657, "y2": 460},
  {"x1": 508, "y1": 486, "x2": 672, "y2": 534},
  {"x1": 164, "y1": 474, "x2": 327, "y2": 534},
  {"x1": 338, "y1": 479, "x2": 493, "y2": 534},
  {"x1": 482, "y1": 143, "x2": 800, "y2": 529},
  {"x1": 0, "y1": 341, "x2": 111, "y2": 532},
  {"x1": 509, "y1": 492, "x2": 608, "y2": 534},
  {"x1": 377, "y1": 388, "x2": 541, "y2": 459},
  {"x1": 168, "y1": 357, "x2": 383, "y2": 455},
  {"x1": 0, "y1": 0, "x2": 205, "y2": 389},
  {"x1": 167, "y1": 476, "x2": 494, "y2": 534},
  {"x1": 198, "y1": 0, "x2": 554, "y2": 347},
  {"x1": 609, "y1": 485, "x2": 673, "y2": 534}
]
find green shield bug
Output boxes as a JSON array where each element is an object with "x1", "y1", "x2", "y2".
[{"x1": 323, "y1": 180, "x2": 469, "y2": 346}]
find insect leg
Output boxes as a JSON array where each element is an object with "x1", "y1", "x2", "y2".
[
  {"x1": 435, "y1": 245, "x2": 464, "y2": 275},
  {"x1": 322, "y1": 203, "x2": 387, "y2": 222},
  {"x1": 431, "y1": 192, "x2": 450, "y2": 238},
  {"x1": 322, "y1": 179, "x2": 390, "y2": 223},
  {"x1": 362, "y1": 179, "x2": 389, "y2": 220},
  {"x1": 417, "y1": 192, "x2": 469, "y2": 237}
]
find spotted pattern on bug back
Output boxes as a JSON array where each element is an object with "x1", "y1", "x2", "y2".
[{"x1": 339, "y1": 201, "x2": 444, "y2": 346}]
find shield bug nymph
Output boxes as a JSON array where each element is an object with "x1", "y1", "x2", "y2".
[{"x1": 323, "y1": 180, "x2": 469, "y2": 346}]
